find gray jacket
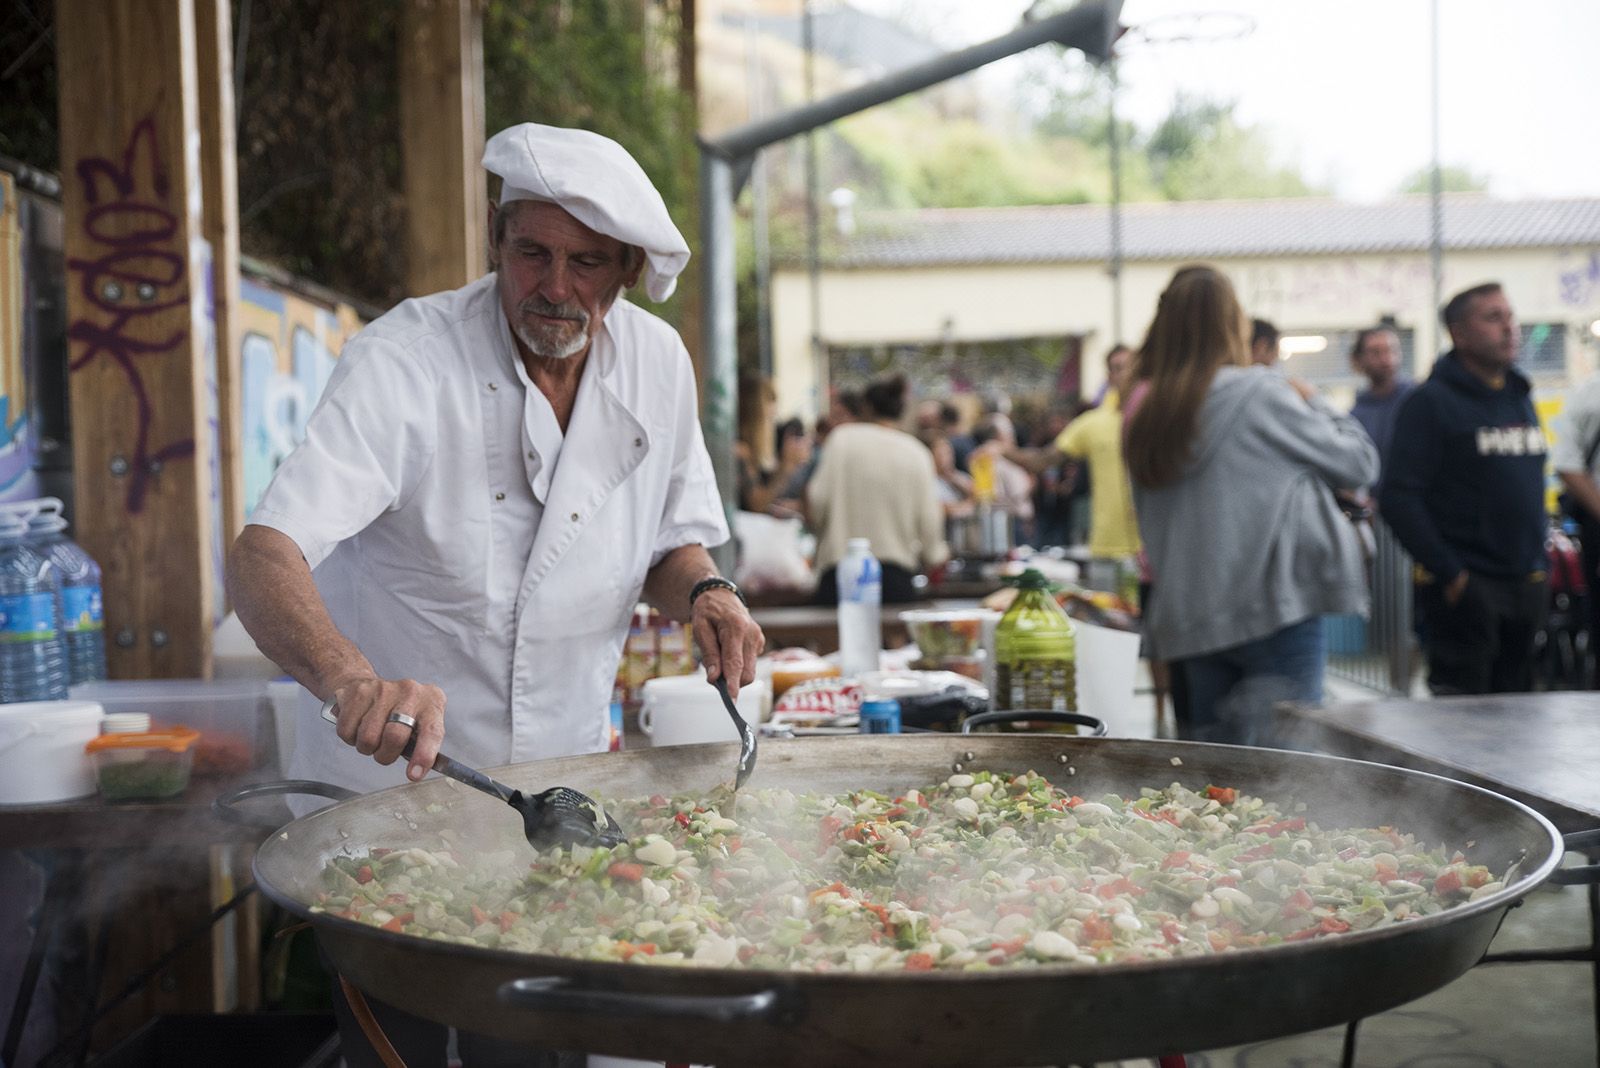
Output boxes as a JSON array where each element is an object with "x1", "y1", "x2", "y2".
[{"x1": 1134, "y1": 366, "x2": 1380, "y2": 660}]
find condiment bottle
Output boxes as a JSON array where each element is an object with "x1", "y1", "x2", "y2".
[{"x1": 993, "y1": 568, "x2": 1077, "y2": 714}]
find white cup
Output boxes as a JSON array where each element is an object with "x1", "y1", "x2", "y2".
[{"x1": 638, "y1": 673, "x2": 769, "y2": 748}]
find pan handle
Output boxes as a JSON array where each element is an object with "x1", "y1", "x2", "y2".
[
  {"x1": 1548, "y1": 828, "x2": 1600, "y2": 886},
  {"x1": 961, "y1": 710, "x2": 1108, "y2": 737},
  {"x1": 213, "y1": 780, "x2": 358, "y2": 830},
  {"x1": 499, "y1": 976, "x2": 800, "y2": 1025}
]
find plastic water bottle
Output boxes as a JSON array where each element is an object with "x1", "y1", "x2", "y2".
[
  {"x1": 26, "y1": 499, "x2": 106, "y2": 685},
  {"x1": 0, "y1": 512, "x2": 68, "y2": 702},
  {"x1": 836, "y1": 538, "x2": 882, "y2": 677}
]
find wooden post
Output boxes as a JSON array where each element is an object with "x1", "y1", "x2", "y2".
[
  {"x1": 57, "y1": 0, "x2": 219, "y2": 679},
  {"x1": 398, "y1": 0, "x2": 487, "y2": 297},
  {"x1": 194, "y1": 0, "x2": 245, "y2": 561}
]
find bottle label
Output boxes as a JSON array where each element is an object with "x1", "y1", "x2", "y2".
[
  {"x1": 63, "y1": 586, "x2": 104, "y2": 633},
  {"x1": 842, "y1": 554, "x2": 882, "y2": 604},
  {"x1": 0, "y1": 593, "x2": 58, "y2": 643},
  {"x1": 995, "y1": 658, "x2": 1076, "y2": 713}
]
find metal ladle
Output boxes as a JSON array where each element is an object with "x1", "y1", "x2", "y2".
[
  {"x1": 711, "y1": 676, "x2": 756, "y2": 790},
  {"x1": 321, "y1": 701, "x2": 624, "y2": 850}
]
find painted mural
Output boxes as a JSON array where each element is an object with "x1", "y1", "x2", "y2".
[
  {"x1": 0, "y1": 173, "x2": 41, "y2": 502},
  {"x1": 236, "y1": 276, "x2": 361, "y2": 514}
]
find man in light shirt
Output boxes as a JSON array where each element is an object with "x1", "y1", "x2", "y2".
[{"x1": 229, "y1": 124, "x2": 764, "y2": 1062}]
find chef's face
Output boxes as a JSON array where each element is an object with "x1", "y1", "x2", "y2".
[{"x1": 492, "y1": 200, "x2": 642, "y2": 362}]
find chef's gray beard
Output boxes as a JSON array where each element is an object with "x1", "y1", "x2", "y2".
[{"x1": 516, "y1": 299, "x2": 589, "y2": 360}]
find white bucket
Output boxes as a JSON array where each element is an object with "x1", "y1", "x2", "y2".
[
  {"x1": 0, "y1": 699, "x2": 105, "y2": 804},
  {"x1": 638, "y1": 673, "x2": 769, "y2": 748}
]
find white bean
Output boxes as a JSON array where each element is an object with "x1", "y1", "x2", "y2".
[
  {"x1": 1028, "y1": 930, "x2": 1080, "y2": 959},
  {"x1": 1213, "y1": 886, "x2": 1254, "y2": 907},
  {"x1": 1190, "y1": 895, "x2": 1221, "y2": 919},
  {"x1": 634, "y1": 837, "x2": 678, "y2": 867},
  {"x1": 947, "y1": 773, "x2": 975, "y2": 789}
]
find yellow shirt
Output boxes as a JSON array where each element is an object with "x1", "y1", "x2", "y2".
[{"x1": 1054, "y1": 395, "x2": 1141, "y2": 558}]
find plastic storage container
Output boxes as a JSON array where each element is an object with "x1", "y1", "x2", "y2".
[
  {"x1": 993, "y1": 568, "x2": 1077, "y2": 714},
  {"x1": 836, "y1": 538, "x2": 882, "y2": 677},
  {"x1": 0, "y1": 699, "x2": 104, "y2": 804},
  {"x1": 0, "y1": 511, "x2": 68, "y2": 702},
  {"x1": 638, "y1": 672, "x2": 769, "y2": 748},
  {"x1": 900, "y1": 608, "x2": 1001, "y2": 681},
  {"x1": 85, "y1": 725, "x2": 200, "y2": 800},
  {"x1": 26, "y1": 498, "x2": 107, "y2": 685},
  {"x1": 70, "y1": 679, "x2": 272, "y2": 775}
]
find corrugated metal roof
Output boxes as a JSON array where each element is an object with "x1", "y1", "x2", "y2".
[{"x1": 814, "y1": 195, "x2": 1600, "y2": 269}]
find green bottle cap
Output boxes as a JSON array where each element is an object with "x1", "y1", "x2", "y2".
[{"x1": 1014, "y1": 568, "x2": 1051, "y2": 591}]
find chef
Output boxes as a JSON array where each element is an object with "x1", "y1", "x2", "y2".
[{"x1": 229, "y1": 121, "x2": 763, "y2": 796}]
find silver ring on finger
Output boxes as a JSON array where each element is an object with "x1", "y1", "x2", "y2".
[{"x1": 386, "y1": 711, "x2": 418, "y2": 730}]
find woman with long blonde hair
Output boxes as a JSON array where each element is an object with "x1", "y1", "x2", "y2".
[{"x1": 1125, "y1": 265, "x2": 1378, "y2": 746}]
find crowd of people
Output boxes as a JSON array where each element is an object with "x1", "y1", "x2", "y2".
[{"x1": 738, "y1": 264, "x2": 1571, "y2": 749}]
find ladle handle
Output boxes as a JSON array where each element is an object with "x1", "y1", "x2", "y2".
[
  {"x1": 320, "y1": 699, "x2": 516, "y2": 805},
  {"x1": 213, "y1": 780, "x2": 358, "y2": 829},
  {"x1": 499, "y1": 976, "x2": 798, "y2": 1025}
]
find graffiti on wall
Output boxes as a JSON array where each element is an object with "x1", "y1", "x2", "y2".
[
  {"x1": 1557, "y1": 251, "x2": 1600, "y2": 308},
  {"x1": 0, "y1": 172, "x2": 37, "y2": 499},
  {"x1": 237, "y1": 277, "x2": 358, "y2": 514},
  {"x1": 64, "y1": 116, "x2": 194, "y2": 513},
  {"x1": 1240, "y1": 257, "x2": 1436, "y2": 321}
]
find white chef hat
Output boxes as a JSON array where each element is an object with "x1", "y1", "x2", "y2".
[{"x1": 483, "y1": 123, "x2": 690, "y2": 303}]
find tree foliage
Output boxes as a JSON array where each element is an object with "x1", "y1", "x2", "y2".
[{"x1": 1396, "y1": 164, "x2": 1491, "y2": 195}]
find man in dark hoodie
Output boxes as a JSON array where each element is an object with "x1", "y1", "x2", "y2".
[{"x1": 1381, "y1": 282, "x2": 1548, "y2": 694}]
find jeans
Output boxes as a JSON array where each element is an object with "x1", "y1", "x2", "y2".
[{"x1": 1174, "y1": 616, "x2": 1325, "y2": 748}]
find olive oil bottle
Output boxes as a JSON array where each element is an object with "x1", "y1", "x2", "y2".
[{"x1": 993, "y1": 568, "x2": 1077, "y2": 713}]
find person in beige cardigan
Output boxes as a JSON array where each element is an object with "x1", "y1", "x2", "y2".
[{"x1": 807, "y1": 373, "x2": 950, "y2": 604}]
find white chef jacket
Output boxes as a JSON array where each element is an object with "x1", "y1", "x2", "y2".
[{"x1": 249, "y1": 273, "x2": 727, "y2": 798}]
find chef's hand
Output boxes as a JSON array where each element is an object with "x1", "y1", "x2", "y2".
[
  {"x1": 328, "y1": 675, "x2": 447, "y2": 782},
  {"x1": 693, "y1": 590, "x2": 764, "y2": 699}
]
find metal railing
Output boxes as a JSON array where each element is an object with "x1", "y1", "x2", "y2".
[{"x1": 1327, "y1": 520, "x2": 1415, "y2": 695}]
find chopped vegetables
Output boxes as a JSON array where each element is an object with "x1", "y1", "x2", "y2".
[{"x1": 312, "y1": 771, "x2": 1500, "y2": 972}]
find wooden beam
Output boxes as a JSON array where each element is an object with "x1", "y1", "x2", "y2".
[
  {"x1": 398, "y1": 0, "x2": 487, "y2": 297},
  {"x1": 194, "y1": 0, "x2": 245, "y2": 564},
  {"x1": 57, "y1": 0, "x2": 219, "y2": 679}
]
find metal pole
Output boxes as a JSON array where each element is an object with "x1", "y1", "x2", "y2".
[
  {"x1": 1107, "y1": 56, "x2": 1124, "y2": 345},
  {"x1": 1428, "y1": 0, "x2": 1444, "y2": 362},
  {"x1": 704, "y1": 2, "x2": 1120, "y2": 160},
  {"x1": 746, "y1": 16, "x2": 773, "y2": 378},
  {"x1": 697, "y1": 0, "x2": 1122, "y2": 519},
  {"x1": 700, "y1": 152, "x2": 739, "y2": 575},
  {"x1": 802, "y1": 0, "x2": 825, "y2": 415}
]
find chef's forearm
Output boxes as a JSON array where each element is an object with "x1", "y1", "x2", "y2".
[
  {"x1": 227, "y1": 525, "x2": 376, "y2": 698},
  {"x1": 642, "y1": 543, "x2": 722, "y2": 623}
]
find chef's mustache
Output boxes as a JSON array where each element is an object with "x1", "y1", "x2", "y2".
[{"x1": 520, "y1": 298, "x2": 588, "y2": 328}]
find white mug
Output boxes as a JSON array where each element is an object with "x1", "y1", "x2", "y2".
[{"x1": 638, "y1": 673, "x2": 768, "y2": 748}]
